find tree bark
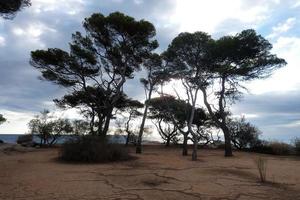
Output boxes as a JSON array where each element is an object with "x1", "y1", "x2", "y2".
[
  {"x1": 182, "y1": 132, "x2": 188, "y2": 156},
  {"x1": 136, "y1": 85, "x2": 153, "y2": 154},
  {"x1": 222, "y1": 124, "x2": 233, "y2": 157},
  {"x1": 192, "y1": 137, "x2": 198, "y2": 161},
  {"x1": 166, "y1": 136, "x2": 170, "y2": 147},
  {"x1": 200, "y1": 86, "x2": 233, "y2": 157}
]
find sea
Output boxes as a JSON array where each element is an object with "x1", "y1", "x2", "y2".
[{"x1": 0, "y1": 134, "x2": 127, "y2": 144}]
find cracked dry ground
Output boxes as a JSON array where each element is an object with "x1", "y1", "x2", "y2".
[{"x1": 0, "y1": 146, "x2": 300, "y2": 200}]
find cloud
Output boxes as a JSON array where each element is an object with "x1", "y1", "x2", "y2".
[
  {"x1": 0, "y1": 35, "x2": 5, "y2": 46},
  {"x1": 170, "y1": 0, "x2": 279, "y2": 34},
  {"x1": 0, "y1": 0, "x2": 299, "y2": 142},
  {"x1": 232, "y1": 91, "x2": 300, "y2": 141},
  {"x1": 292, "y1": 0, "x2": 300, "y2": 8},
  {"x1": 267, "y1": 17, "x2": 296, "y2": 39}
]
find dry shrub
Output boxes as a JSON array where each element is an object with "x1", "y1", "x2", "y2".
[
  {"x1": 251, "y1": 140, "x2": 292, "y2": 155},
  {"x1": 269, "y1": 142, "x2": 292, "y2": 155},
  {"x1": 17, "y1": 134, "x2": 33, "y2": 145},
  {"x1": 254, "y1": 157, "x2": 267, "y2": 182},
  {"x1": 293, "y1": 138, "x2": 300, "y2": 155},
  {"x1": 60, "y1": 135, "x2": 132, "y2": 163}
]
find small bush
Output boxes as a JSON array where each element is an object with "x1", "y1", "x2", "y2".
[
  {"x1": 17, "y1": 134, "x2": 33, "y2": 145},
  {"x1": 60, "y1": 135, "x2": 132, "y2": 163},
  {"x1": 293, "y1": 138, "x2": 300, "y2": 155},
  {"x1": 254, "y1": 157, "x2": 267, "y2": 182},
  {"x1": 251, "y1": 140, "x2": 292, "y2": 155},
  {"x1": 269, "y1": 142, "x2": 292, "y2": 155}
]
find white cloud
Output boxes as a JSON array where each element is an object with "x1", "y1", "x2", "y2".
[
  {"x1": 292, "y1": 0, "x2": 300, "y2": 8},
  {"x1": 280, "y1": 119, "x2": 300, "y2": 128},
  {"x1": 267, "y1": 17, "x2": 296, "y2": 39},
  {"x1": 32, "y1": 0, "x2": 86, "y2": 15},
  {"x1": 0, "y1": 36, "x2": 5, "y2": 47},
  {"x1": 170, "y1": 0, "x2": 276, "y2": 33},
  {"x1": 12, "y1": 22, "x2": 56, "y2": 38},
  {"x1": 247, "y1": 36, "x2": 300, "y2": 94},
  {"x1": 11, "y1": 22, "x2": 57, "y2": 48},
  {"x1": 0, "y1": 110, "x2": 35, "y2": 134}
]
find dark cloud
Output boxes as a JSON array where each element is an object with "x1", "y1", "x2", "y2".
[
  {"x1": 0, "y1": 0, "x2": 299, "y2": 142},
  {"x1": 232, "y1": 92, "x2": 300, "y2": 142},
  {"x1": 0, "y1": 0, "x2": 176, "y2": 114}
]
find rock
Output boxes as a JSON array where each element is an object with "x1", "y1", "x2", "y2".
[{"x1": 0, "y1": 139, "x2": 4, "y2": 144}]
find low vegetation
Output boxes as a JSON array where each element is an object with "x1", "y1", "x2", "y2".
[
  {"x1": 293, "y1": 138, "x2": 300, "y2": 155},
  {"x1": 16, "y1": 134, "x2": 33, "y2": 146},
  {"x1": 250, "y1": 140, "x2": 293, "y2": 155},
  {"x1": 60, "y1": 136, "x2": 132, "y2": 163},
  {"x1": 254, "y1": 157, "x2": 267, "y2": 183}
]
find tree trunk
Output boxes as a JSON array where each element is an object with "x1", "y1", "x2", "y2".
[
  {"x1": 192, "y1": 138, "x2": 198, "y2": 161},
  {"x1": 222, "y1": 124, "x2": 233, "y2": 157},
  {"x1": 136, "y1": 103, "x2": 149, "y2": 154},
  {"x1": 182, "y1": 133, "x2": 188, "y2": 156},
  {"x1": 125, "y1": 131, "x2": 130, "y2": 146},
  {"x1": 187, "y1": 89, "x2": 198, "y2": 161},
  {"x1": 166, "y1": 136, "x2": 170, "y2": 147},
  {"x1": 136, "y1": 85, "x2": 153, "y2": 154},
  {"x1": 200, "y1": 86, "x2": 233, "y2": 157},
  {"x1": 101, "y1": 108, "x2": 113, "y2": 138}
]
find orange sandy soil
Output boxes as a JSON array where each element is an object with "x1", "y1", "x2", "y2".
[{"x1": 0, "y1": 145, "x2": 300, "y2": 200}]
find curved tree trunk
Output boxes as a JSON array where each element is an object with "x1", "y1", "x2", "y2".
[
  {"x1": 136, "y1": 84, "x2": 153, "y2": 154},
  {"x1": 136, "y1": 103, "x2": 149, "y2": 154},
  {"x1": 200, "y1": 86, "x2": 233, "y2": 157}
]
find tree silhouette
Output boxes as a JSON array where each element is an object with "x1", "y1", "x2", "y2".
[
  {"x1": 31, "y1": 12, "x2": 158, "y2": 138},
  {"x1": 165, "y1": 29, "x2": 285, "y2": 157},
  {"x1": 148, "y1": 95, "x2": 210, "y2": 160},
  {"x1": 164, "y1": 32, "x2": 213, "y2": 159},
  {"x1": 0, "y1": 114, "x2": 6, "y2": 125},
  {"x1": 148, "y1": 95, "x2": 189, "y2": 153},
  {"x1": 228, "y1": 116, "x2": 261, "y2": 149},
  {"x1": 0, "y1": 0, "x2": 31, "y2": 19},
  {"x1": 117, "y1": 99, "x2": 143, "y2": 146},
  {"x1": 136, "y1": 53, "x2": 169, "y2": 153},
  {"x1": 28, "y1": 110, "x2": 73, "y2": 146}
]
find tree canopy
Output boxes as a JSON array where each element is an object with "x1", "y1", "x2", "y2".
[
  {"x1": 0, "y1": 114, "x2": 6, "y2": 125},
  {"x1": 165, "y1": 29, "x2": 286, "y2": 157},
  {"x1": 0, "y1": 0, "x2": 31, "y2": 19},
  {"x1": 31, "y1": 12, "x2": 158, "y2": 137}
]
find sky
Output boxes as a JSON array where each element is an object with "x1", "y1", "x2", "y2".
[{"x1": 0, "y1": 0, "x2": 300, "y2": 142}]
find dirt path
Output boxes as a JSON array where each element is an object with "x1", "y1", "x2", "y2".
[{"x1": 0, "y1": 146, "x2": 299, "y2": 200}]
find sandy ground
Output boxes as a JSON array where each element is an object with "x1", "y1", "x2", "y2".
[{"x1": 0, "y1": 145, "x2": 300, "y2": 200}]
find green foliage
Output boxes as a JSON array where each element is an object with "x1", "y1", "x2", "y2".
[
  {"x1": 164, "y1": 29, "x2": 286, "y2": 157},
  {"x1": 0, "y1": 0, "x2": 31, "y2": 19},
  {"x1": 31, "y1": 12, "x2": 158, "y2": 137},
  {"x1": 60, "y1": 136, "x2": 131, "y2": 163},
  {"x1": 228, "y1": 117, "x2": 261, "y2": 149}
]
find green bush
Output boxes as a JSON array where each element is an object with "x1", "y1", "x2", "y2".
[{"x1": 60, "y1": 135, "x2": 132, "y2": 163}]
